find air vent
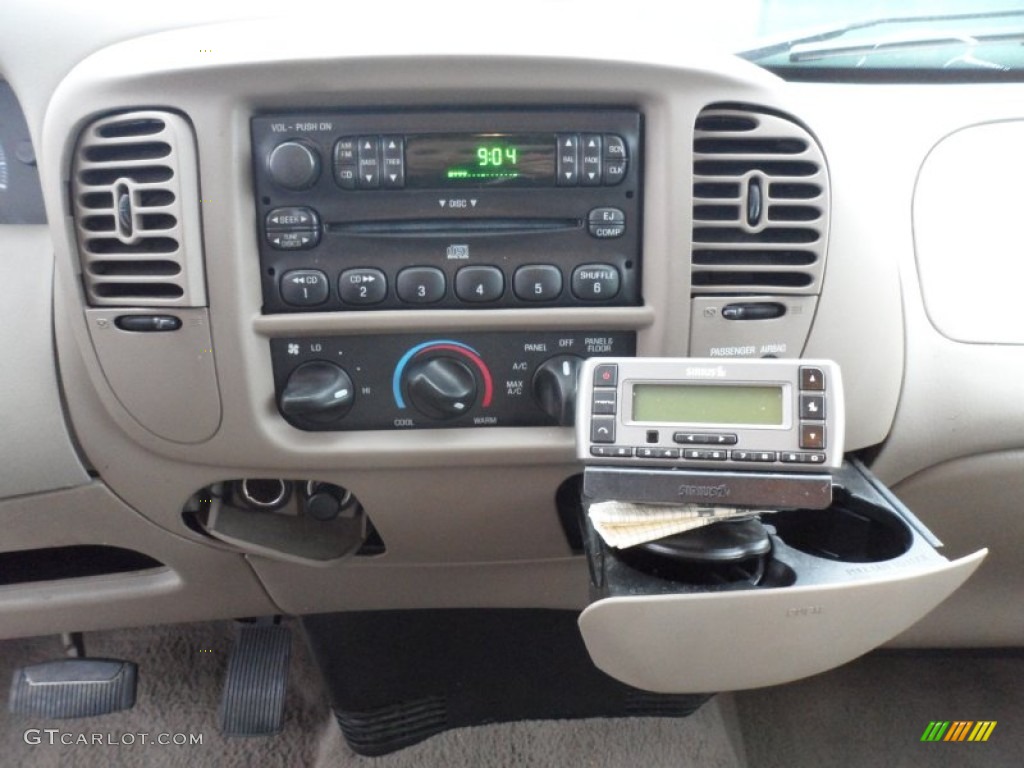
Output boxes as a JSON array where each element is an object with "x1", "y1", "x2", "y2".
[
  {"x1": 73, "y1": 111, "x2": 206, "y2": 307},
  {"x1": 691, "y1": 106, "x2": 829, "y2": 295}
]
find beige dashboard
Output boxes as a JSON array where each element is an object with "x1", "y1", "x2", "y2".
[{"x1": 0, "y1": 9, "x2": 1021, "y2": 651}]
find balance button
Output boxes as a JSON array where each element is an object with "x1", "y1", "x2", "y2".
[
  {"x1": 397, "y1": 267, "x2": 446, "y2": 304},
  {"x1": 592, "y1": 363, "x2": 617, "y2": 387},
  {"x1": 513, "y1": 265, "x2": 563, "y2": 301},
  {"x1": 455, "y1": 266, "x2": 504, "y2": 302},
  {"x1": 556, "y1": 134, "x2": 579, "y2": 186},
  {"x1": 591, "y1": 389, "x2": 617, "y2": 415},
  {"x1": 572, "y1": 264, "x2": 620, "y2": 301},
  {"x1": 339, "y1": 268, "x2": 387, "y2": 305},
  {"x1": 800, "y1": 424, "x2": 826, "y2": 450},
  {"x1": 280, "y1": 270, "x2": 329, "y2": 307},
  {"x1": 800, "y1": 366, "x2": 825, "y2": 391},
  {"x1": 800, "y1": 394, "x2": 826, "y2": 420},
  {"x1": 581, "y1": 134, "x2": 602, "y2": 186},
  {"x1": 591, "y1": 417, "x2": 616, "y2": 444}
]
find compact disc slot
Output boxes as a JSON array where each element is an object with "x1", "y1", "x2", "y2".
[{"x1": 327, "y1": 218, "x2": 582, "y2": 237}]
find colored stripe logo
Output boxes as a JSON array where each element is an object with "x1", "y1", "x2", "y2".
[{"x1": 921, "y1": 721, "x2": 997, "y2": 742}]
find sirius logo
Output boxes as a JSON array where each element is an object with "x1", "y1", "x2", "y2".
[
  {"x1": 677, "y1": 484, "x2": 730, "y2": 499},
  {"x1": 684, "y1": 366, "x2": 728, "y2": 379}
]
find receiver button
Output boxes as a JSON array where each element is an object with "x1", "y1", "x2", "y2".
[
  {"x1": 397, "y1": 267, "x2": 446, "y2": 304},
  {"x1": 800, "y1": 366, "x2": 826, "y2": 391},
  {"x1": 455, "y1": 266, "x2": 504, "y2": 302},
  {"x1": 800, "y1": 394, "x2": 826, "y2": 420},
  {"x1": 592, "y1": 363, "x2": 618, "y2": 387},
  {"x1": 280, "y1": 270, "x2": 329, "y2": 307},
  {"x1": 556, "y1": 134, "x2": 579, "y2": 186},
  {"x1": 357, "y1": 137, "x2": 380, "y2": 189},
  {"x1": 799, "y1": 424, "x2": 826, "y2": 450},
  {"x1": 339, "y1": 268, "x2": 387, "y2": 305},
  {"x1": 513, "y1": 265, "x2": 563, "y2": 301},
  {"x1": 591, "y1": 389, "x2": 617, "y2": 415},
  {"x1": 591, "y1": 416, "x2": 616, "y2": 444},
  {"x1": 581, "y1": 134, "x2": 602, "y2": 186},
  {"x1": 572, "y1": 264, "x2": 620, "y2": 301}
]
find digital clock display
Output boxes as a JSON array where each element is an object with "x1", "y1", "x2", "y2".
[
  {"x1": 631, "y1": 384, "x2": 784, "y2": 426},
  {"x1": 405, "y1": 133, "x2": 556, "y2": 188}
]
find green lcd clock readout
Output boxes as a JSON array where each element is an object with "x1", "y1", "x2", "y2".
[
  {"x1": 404, "y1": 134, "x2": 556, "y2": 187},
  {"x1": 631, "y1": 383, "x2": 785, "y2": 426}
]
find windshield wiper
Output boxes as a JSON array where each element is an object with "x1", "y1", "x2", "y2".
[{"x1": 740, "y1": 9, "x2": 1024, "y2": 64}]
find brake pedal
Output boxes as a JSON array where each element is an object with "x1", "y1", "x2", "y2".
[
  {"x1": 9, "y1": 658, "x2": 137, "y2": 718},
  {"x1": 218, "y1": 621, "x2": 291, "y2": 736}
]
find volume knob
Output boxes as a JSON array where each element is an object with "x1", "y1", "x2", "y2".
[
  {"x1": 404, "y1": 356, "x2": 477, "y2": 420},
  {"x1": 267, "y1": 141, "x2": 321, "y2": 190}
]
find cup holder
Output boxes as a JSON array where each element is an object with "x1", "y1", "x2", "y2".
[{"x1": 770, "y1": 488, "x2": 913, "y2": 563}]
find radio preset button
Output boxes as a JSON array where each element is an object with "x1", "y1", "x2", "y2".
[
  {"x1": 591, "y1": 416, "x2": 616, "y2": 444},
  {"x1": 556, "y1": 134, "x2": 579, "y2": 186},
  {"x1": 572, "y1": 264, "x2": 620, "y2": 301},
  {"x1": 339, "y1": 268, "x2": 387, "y2": 305},
  {"x1": 587, "y1": 207, "x2": 626, "y2": 239},
  {"x1": 684, "y1": 449, "x2": 728, "y2": 461},
  {"x1": 581, "y1": 134, "x2": 602, "y2": 186},
  {"x1": 357, "y1": 137, "x2": 381, "y2": 189},
  {"x1": 381, "y1": 136, "x2": 405, "y2": 189},
  {"x1": 731, "y1": 450, "x2": 778, "y2": 463},
  {"x1": 592, "y1": 363, "x2": 618, "y2": 387},
  {"x1": 636, "y1": 447, "x2": 680, "y2": 459},
  {"x1": 591, "y1": 388, "x2": 617, "y2": 415},
  {"x1": 280, "y1": 269, "x2": 329, "y2": 307},
  {"x1": 799, "y1": 424, "x2": 826, "y2": 450},
  {"x1": 781, "y1": 452, "x2": 827, "y2": 464},
  {"x1": 397, "y1": 267, "x2": 446, "y2": 304},
  {"x1": 800, "y1": 366, "x2": 826, "y2": 391},
  {"x1": 455, "y1": 266, "x2": 504, "y2": 303},
  {"x1": 590, "y1": 445, "x2": 631, "y2": 458},
  {"x1": 513, "y1": 265, "x2": 563, "y2": 301}
]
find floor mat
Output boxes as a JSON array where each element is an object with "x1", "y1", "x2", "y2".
[{"x1": 0, "y1": 620, "x2": 744, "y2": 768}]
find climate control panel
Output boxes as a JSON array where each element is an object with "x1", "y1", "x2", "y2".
[{"x1": 270, "y1": 331, "x2": 636, "y2": 431}]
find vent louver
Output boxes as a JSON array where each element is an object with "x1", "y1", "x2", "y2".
[
  {"x1": 691, "y1": 106, "x2": 829, "y2": 295},
  {"x1": 73, "y1": 111, "x2": 206, "y2": 307}
]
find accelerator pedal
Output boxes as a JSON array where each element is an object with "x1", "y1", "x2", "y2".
[
  {"x1": 9, "y1": 658, "x2": 137, "y2": 718},
  {"x1": 218, "y1": 620, "x2": 291, "y2": 736}
]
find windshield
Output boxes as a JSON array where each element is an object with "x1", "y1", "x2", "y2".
[{"x1": 736, "y1": 0, "x2": 1024, "y2": 75}]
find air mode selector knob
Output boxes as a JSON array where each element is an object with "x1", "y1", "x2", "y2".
[
  {"x1": 279, "y1": 361, "x2": 354, "y2": 425},
  {"x1": 267, "y1": 140, "x2": 321, "y2": 190},
  {"x1": 532, "y1": 355, "x2": 583, "y2": 426},
  {"x1": 404, "y1": 357, "x2": 477, "y2": 420}
]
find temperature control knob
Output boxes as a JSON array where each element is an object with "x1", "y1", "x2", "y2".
[
  {"x1": 267, "y1": 140, "x2": 321, "y2": 190},
  {"x1": 279, "y1": 361, "x2": 354, "y2": 425},
  {"x1": 404, "y1": 356, "x2": 477, "y2": 420},
  {"x1": 532, "y1": 355, "x2": 583, "y2": 426}
]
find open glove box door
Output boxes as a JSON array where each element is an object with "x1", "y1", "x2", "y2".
[{"x1": 577, "y1": 461, "x2": 986, "y2": 693}]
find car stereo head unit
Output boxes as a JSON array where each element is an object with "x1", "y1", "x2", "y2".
[
  {"x1": 576, "y1": 357, "x2": 844, "y2": 472},
  {"x1": 251, "y1": 109, "x2": 642, "y2": 313}
]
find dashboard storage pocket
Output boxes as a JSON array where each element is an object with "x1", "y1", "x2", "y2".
[{"x1": 577, "y1": 461, "x2": 986, "y2": 693}]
